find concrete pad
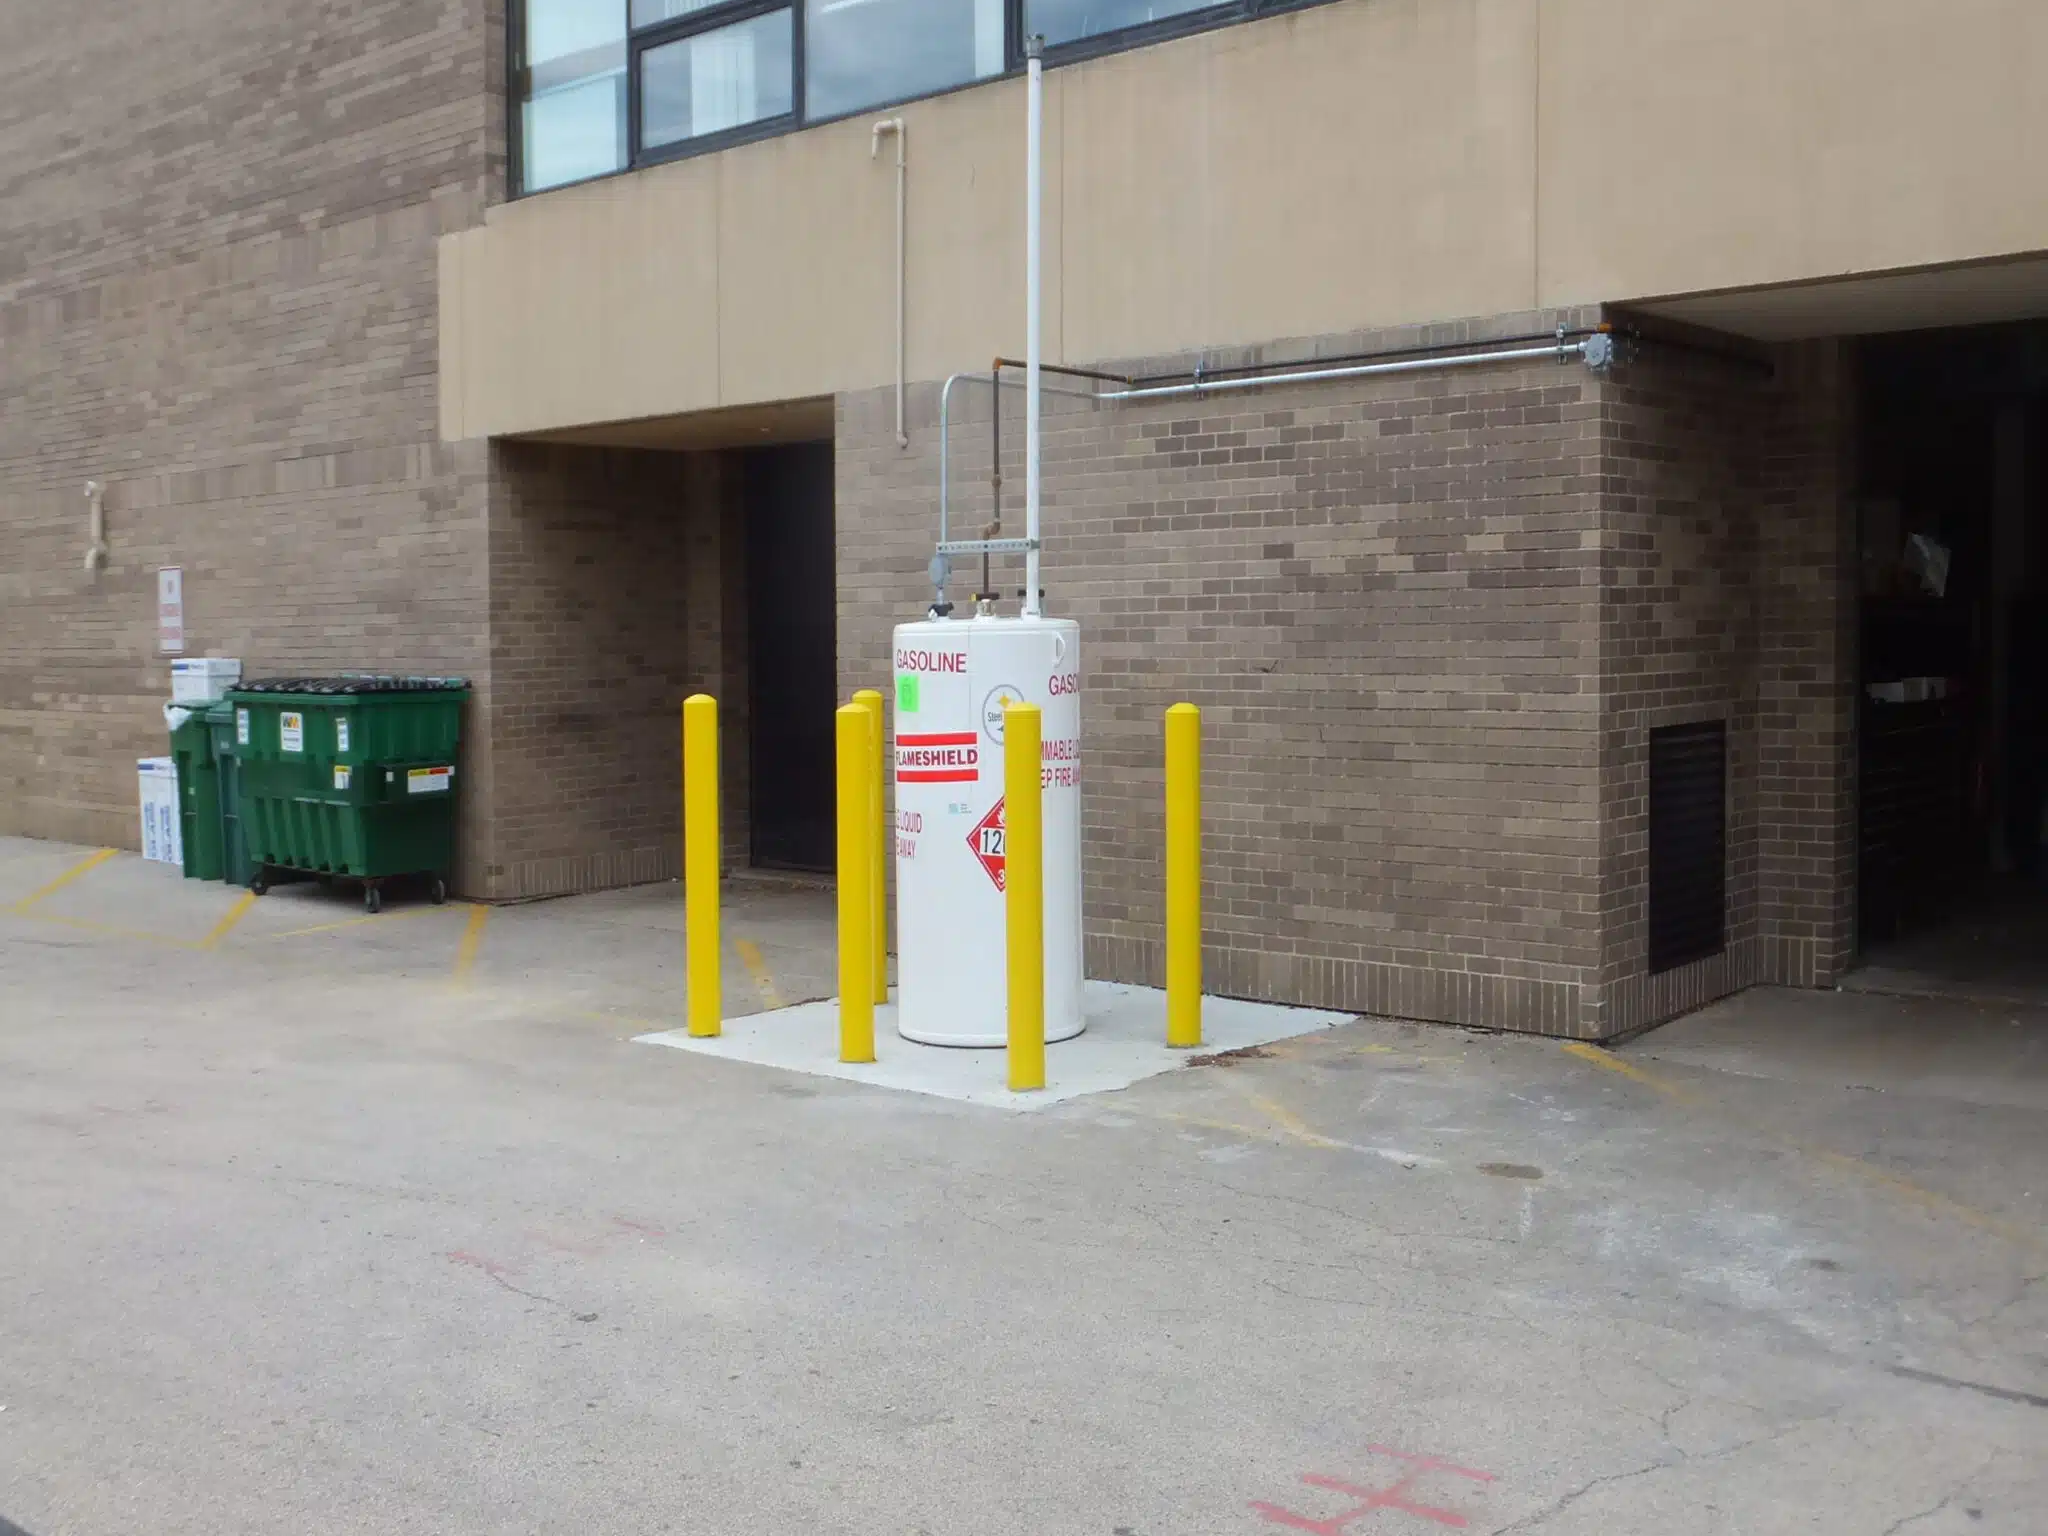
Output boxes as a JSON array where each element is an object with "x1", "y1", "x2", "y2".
[{"x1": 635, "y1": 980, "x2": 1350, "y2": 1107}]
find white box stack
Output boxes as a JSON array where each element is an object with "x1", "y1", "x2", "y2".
[
  {"x1": 170, "y1": 657, "x2": 242, "y2": 704},
  {"x1": 138, "y1": 758, "x2": 183, "y2": 866}
]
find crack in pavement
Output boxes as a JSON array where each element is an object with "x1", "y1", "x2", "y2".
[
  {"x1": 1489, "y1": 1456, "x2": 1675, "y2": 1534},
  {"x1": 446, "y1": 1251, "x2": 598, "y2": 1321},
  {"x1": 1886, "y1": 1365, "x2": 2048, "y2": 1410},
  {"x1": 1488, "y1": 1413, "x2": 1840, "y2": 1533},
  {"x1": 1877, "y1": 1452, "x2": 1995, "y2": 1536}
]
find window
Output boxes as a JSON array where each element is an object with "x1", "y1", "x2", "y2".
[
  {"x1": 641, "y1": 10, "x2": 795, "y2": 151},
  {"x1": 517, "y1": 0, "x2": 629, "y2": 192},
  {"x1": 1027, "y1": 0, "x2": 1221, "y2": 49},
  {"x1": 513, "y1": 0, "x2": 1325, "y2": 195},
  {"x1": 805, "y1": 0, "x2": 1005, "y2": 121}
]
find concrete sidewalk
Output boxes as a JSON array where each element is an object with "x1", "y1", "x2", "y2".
[{"x1": 1, "y1": 836, "x2": 2043, "y2": 1534}]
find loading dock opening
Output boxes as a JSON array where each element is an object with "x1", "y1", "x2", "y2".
[
  {"x1": 1853, "y1": 321, "x2": 2048, "y2": 999},
  {"x1": 477, "y1": 403, "x2": 837, "y2": 900},
  {"x1": 743, "y1": 442, "x2": 837, "y2": 872}
]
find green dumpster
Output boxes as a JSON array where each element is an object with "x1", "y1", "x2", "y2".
[
  {"x1": 204, "y1": 701, "x2": 255, "y2": 889},
  {"x1": 228, "y1": 677, "x2": 469, "y2": 913},
  {"x1": 170, "y1": 709, "x2": 225, "y2": 881}
]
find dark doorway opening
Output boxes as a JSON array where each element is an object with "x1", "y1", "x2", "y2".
[
  {"x1": 1853, "y1": 323, "x2": 2048, "y2": 1000},
  {"x1": 743, "y1": 441, "x2": 837, "y2": 871}
]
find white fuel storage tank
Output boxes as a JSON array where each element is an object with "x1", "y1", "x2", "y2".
[{"x1": 891, "y1": 611, "x2": 1084, "y2": 1046}]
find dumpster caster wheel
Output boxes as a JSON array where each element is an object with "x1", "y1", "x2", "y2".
[
  {"x1": 364, "y1": 886, "x2": 383, "y2": 915},
  {"x1": 428, "y1": 876, "x2": 448, "y2": 906},
  {"x1": 250, "y1": 874, "x2": 269, "y2": 897}
]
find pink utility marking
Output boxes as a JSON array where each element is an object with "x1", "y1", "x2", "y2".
[{"x1": 1251, "y1": 1448, "x2": 1495, "y2": 1533}]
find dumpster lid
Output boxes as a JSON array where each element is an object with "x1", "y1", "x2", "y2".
[{"x1": 236, "y1": 675, "x2": 470, "y2": 695}]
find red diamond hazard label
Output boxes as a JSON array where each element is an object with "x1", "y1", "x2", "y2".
[{"x1": 968, "y1": 798, "x2": 1006, "y2": 892}]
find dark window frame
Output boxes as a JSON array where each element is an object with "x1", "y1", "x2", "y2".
[
  {"x1": 629, "y1": 0, "x2": 801, "y2": 169},
  {"x1": 1030, "y1": 0, "x2": 1244, "y2": 69},
  {"x1": 509, "y1": 0, "x2": 1335, "y2": 198}
]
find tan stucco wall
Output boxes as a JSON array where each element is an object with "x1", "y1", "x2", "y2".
[{"x1": 442, "y1": 0, "x2": 2048, "y2": 440}]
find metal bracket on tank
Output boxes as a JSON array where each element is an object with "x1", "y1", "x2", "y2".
[{"x1": 938, "y1": 537, "x2": 1037, "y2": 556}]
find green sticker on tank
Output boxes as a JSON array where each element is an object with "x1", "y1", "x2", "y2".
[{"x1": 897, "y1": 673, "x2": 920, "y2": 713}]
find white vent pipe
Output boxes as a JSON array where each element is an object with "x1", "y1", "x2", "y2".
[
  {"x1": 1022, "y1": 36, "x2": 1043, "y2": 618},
  {"x1": 870, "y1": 117, "x2": 907, "y2": 448},
  {"x1": 83, "y1": 481, "x2": 108, "y2": 572}
]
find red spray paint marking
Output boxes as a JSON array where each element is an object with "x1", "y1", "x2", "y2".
[
  {"x1": 610, "y1": 1216, "x2": 665, "y2": 1237},
  {"x1": 1251, "y1": 1448, "x2": 1494, "y2": 1534}
]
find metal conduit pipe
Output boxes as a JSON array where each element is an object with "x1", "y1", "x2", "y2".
[
  {"x1": 1129, "y1": 330, "x2": 1581, "y2": 387},
  {"x1": 934, "y1": 367, "x2": 1107, "y2": 617},
  {"x1": 926, "y1": 332, "x2": 1614, "y2": 613},
  {"x1": 930, "y1": 334, "x2": 1613, "y2": 615},
  {"x1": 1095, "y1": 335, "x2": 1612, "y2": 404}
]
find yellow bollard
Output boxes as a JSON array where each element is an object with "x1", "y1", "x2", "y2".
[
  {"x1": 853, "y1": 687, "x2": 888, "y2": 1005},
  {"x1": 683, "y1": 694, "x2": 721, "y2": 1038},
  {"x1": 836, "y1": 703, "x2": 876, "y2": 1063},
  {"x1": 1005, "y1": 699, "x2": 1045, "y2": 1092},
  {"x1": 1165, "y1": 703, "x2": 1203, "y2": 1048}
]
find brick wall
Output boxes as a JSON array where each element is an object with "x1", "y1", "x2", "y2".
[
  {"x1": 838, "y1": 320, "x2": 1857, "y2": 1038},
  {"x1": 1589, "y1": 335, "x2": 1857, "y2": 1034},
  {"x1": 1590, "y1": 340, "x2": 1764, "y2": 1034},
  {"x1": 1752, "y1": 342, "x2": 1858, "y2": 988},
  {"x1": 476, "y1": 442, "x2": 746, "y2": 900},
  {"x1": 0, "y1": 0, "x2": 498, "y2": 850},
  {"x1": 839, "y1": 312, "x2": 1615, "y2": 1034}
]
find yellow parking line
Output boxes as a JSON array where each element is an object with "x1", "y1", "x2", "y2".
[
  {"x1": 451, "y1": 904, "x2": 489, "y2": 986},
  {"x1": 1560, "y1": 1041, "x2": 2044, "y2": 1252},
  {"x1": 8, "y1": 847, "x2": 118, "y2": 914},
  {"x1": 264, "y1": 904, "x2": 445, "y2": 939},
  {"x1": 734, "y1": 938, "x2": 784, "y2": 1010},
  {"x1": 1561, "y1": 1040, "x2": 1689, "y2": 1097},
  {"x1": 198, "y1": 893, "x2": 256, "y2": 950},
  {"x1": 1245, "y1": 1092, "x2": 1347, "y2": 1151}
]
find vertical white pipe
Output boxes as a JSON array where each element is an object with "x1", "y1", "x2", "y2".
[
  {"x1": 1023, "y1": 40, "x2": 1043, "y2": 617},
  {"x1": 871, "y1": 118, "x2": 907, "y2": 449},
  {"x1": 83, "y1": 480, "x2": 108, "y2": 572}
]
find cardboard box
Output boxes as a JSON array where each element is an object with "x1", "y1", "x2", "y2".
[{"x1": 170, "y1": 657, "x2": 243, "y2": 704}]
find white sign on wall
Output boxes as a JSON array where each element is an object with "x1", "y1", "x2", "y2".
[{"x1": 156, "y1": 567, "x2": 185, "y2": 655}]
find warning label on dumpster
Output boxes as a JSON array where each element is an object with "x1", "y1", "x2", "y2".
[
  {"x1": 333, "y1": 765, "x2": 351, "y2": 790},
  {"x1": 968, "y1": 798, "x2": 1005, "y2": 892},
  {"x1": 279, "y1": 711, "x2": 303, "y2": 753},
  {"x1": 336, "y1": 718, "x2": 350, "y2": 753},
  {"x1": 407, "y1": 766, "x2": 452, "y2": 795}
]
